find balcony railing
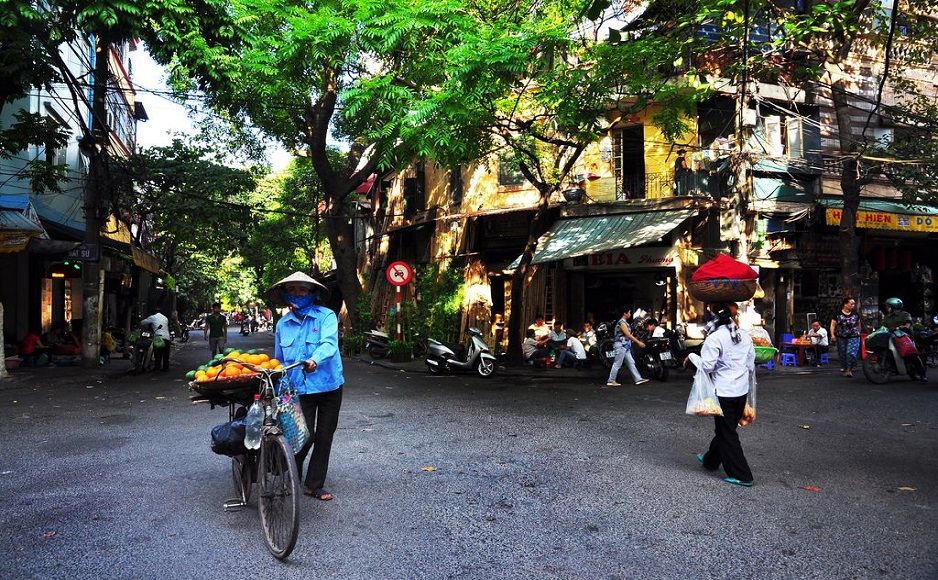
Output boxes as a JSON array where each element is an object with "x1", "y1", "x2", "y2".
[{"x1": 615, "y1": 171, "x2": 714, "y2": 200}]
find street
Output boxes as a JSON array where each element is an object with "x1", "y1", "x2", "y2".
[{"x1": 1, "y1": 331, "x2": 936, "y2": 579}]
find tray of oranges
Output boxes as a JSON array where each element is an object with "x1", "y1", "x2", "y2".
[{"x1": 186, "y1": 349, "x2": 284, "y2": 394}]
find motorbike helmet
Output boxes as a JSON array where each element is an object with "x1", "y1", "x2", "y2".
[{"x1": 885, "y1": 297, "x2": 903, "y2": 310}]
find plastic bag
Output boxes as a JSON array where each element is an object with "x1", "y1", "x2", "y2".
[
  {"x1": 748, "y1": 326, "x2": 772, "y2": 347},
  {"x1": 739, "y1": 370, "x2": 757, "y2": 427},
  {"x1": 276, "y1": 392, "x2": 310, "y2": 454},
  {"x1": 152, "y1": 335, "x2": 166, "y2": 349},
  {"x1": 893, "y1": 333, "x2": 919, "y2": 358},
  {"x1": 685, "y1": 353, "x2": 723, "y2": 417},
  {"x1": 211, "y1": 418, "x2": 247, "y2": 456}
]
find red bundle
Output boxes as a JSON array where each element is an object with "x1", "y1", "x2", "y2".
[{"x1": 691, "y1": 254, "x2": 758, "y2": 282}]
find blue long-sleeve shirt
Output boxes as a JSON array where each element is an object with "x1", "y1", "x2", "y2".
[{"x1": 274, "y1": 307, "x2": 344, "y2": 394}]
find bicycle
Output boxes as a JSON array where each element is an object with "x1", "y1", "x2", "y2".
[{"x1": 191, "y1": 358, "x2": 305, "y2": 560}]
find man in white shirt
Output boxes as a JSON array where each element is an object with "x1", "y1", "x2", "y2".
[
  {"x1": 645, "y1": 318, "x2": 666, "y2": 338},
  {"x1": 140, "y1": 307, "x2": 172, "y2": 371},
  {"x1": 556, "y1": 333, "x2": 587, "y2": 368},
  {"x1": 806, "y1": 320, "x2": 829, "y2": 366},
  {"x1": 696, "y1": 303, "x2": 755, "y2": 487}
]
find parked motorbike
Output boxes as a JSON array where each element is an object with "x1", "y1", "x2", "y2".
[
  {"x1": 425, "y1": 327, "x2": 497, "y2": 377},
  {"x1": 633, "y1": 337, "x2": 671, "y2": 381},
  {"x1": 179, "y1": 326, "x2": 190, "y2": 343},
  {"x1": 592, "y1": 321, "x2": 618, "y2": 369},
  {"x1": 365, "y1": 329, "x2": 390, "y2": 359},
  {"x1": 863, "y1": 328, "x2": 928, "y2": 384},
  {"x1": 917, "y1": 315, "x2": 938, "y2": 368}
]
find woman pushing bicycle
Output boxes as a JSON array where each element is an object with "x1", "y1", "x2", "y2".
[{"x1": 268, "y1": 271, "x2": 344, "y2": 501}]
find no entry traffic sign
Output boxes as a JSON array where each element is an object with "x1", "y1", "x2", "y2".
[{"x1": 386, "y1": 261, "x2": 413, "y2": 286}]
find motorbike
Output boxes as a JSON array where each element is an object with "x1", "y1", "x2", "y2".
[
  {"x1": 917, "y1": 315, "x2": 938, "y2": 368},
  {"x1": 129, "y1": 325, "x2": 157, "y2": 374},
  {"x1": 178, "y1": 326, "x2": 190, "y2": 343},
  {"x1": 592, "y1": 321, "x2": 618, "y2": 369},
  {"x1": 365, "y1": 329, "x2": 390, "y2": 359},
  {"x1": 863, "y1": 328, "x2": 928, "y2": 384},
  {"x1": 425, "y1": 327, "x2": 497, "y2": 377}
]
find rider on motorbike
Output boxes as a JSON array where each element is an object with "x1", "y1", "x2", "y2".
[{"x1": 883, "y1": 297, "x2": 927, "y2": 383}]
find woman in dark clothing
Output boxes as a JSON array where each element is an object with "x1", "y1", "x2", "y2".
[{"x1": 830, "y1": 297, "x2": 860, "y2": 378}]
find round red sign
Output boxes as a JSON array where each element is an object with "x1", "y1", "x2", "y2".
[{"x1": 385, "y1": 261, "x2": 413, "y2": 286}]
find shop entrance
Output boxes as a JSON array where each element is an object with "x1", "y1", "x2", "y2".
[{"x1": 582, "y1": 270, "x2": 674, "y2": 326}]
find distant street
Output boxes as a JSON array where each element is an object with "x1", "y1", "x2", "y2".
[{"x1": 1, "y1": 330, "x2": 936, "y2": 579}]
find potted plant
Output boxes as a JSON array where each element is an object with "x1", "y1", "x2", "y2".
[{"x1": 388, "y1": 339, "x2": 413, "y2": 362}]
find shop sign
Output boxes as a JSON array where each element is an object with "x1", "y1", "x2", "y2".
[
  {"x1": 825, "y1": 208, "x2": 938, "y2": 233},
  {"x1": 565, "y1": 247, "x2": 677, "y2": 270},
  {"x1": 132, "y1": 246, "x2": 161, "y2": 274},
  {"x1": 0, "y1": 231, "x2": 33, "y2": 253}
]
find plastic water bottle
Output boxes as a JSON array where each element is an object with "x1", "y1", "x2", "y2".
[{"x1": 244, "y1": 394, "x2": 263, "y2": 450}]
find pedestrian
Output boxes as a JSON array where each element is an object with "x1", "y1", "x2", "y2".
[
  {"x1": 830, "y1": 297, "x2": 860, "y2": 377},
  {"x1": 269, "y1": 271, "x2": 344, "y2": 501},
  {"x1": 606, "y1": 306, "x2": 649, "y2": 386},
  {"x1": 696, "y1": 303, "x2": 756, "y2": 487},
  {"x1": 204, "y1": 302, "x2": 228, "y2": 356},
  {"x1": 140, "y1": 307, "x2": 172, "y2": 372}
]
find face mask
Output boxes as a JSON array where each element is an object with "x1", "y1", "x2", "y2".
[{"x1": 283, "y1": 292, "x2": 316, "y2": 314}]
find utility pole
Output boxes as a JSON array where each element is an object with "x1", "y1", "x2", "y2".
[{"x1": 80, "y1": 34, "x2": 109, "y2": 368}]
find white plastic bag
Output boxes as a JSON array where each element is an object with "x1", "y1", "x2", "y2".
[
  {"x1": 739, "y1": 370, "x2": 757, "y2": 427},
  {"x1": 685, "y1": 353, "x2": 723, "y2": 417}
]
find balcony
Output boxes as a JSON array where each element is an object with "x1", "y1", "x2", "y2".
[{"x1": 614, "y1": 171, "x2": 714, "y2": 200}]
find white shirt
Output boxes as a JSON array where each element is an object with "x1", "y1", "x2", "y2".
[
  {"x1": 522, "y1": 337, "x2": 539, "y2": 359},
  {"x1": 699, "y1": 324, "x2": 755, "y2": 397},
  {"x1": 650, "y1": 326, "x2": 666, "y2": 338},
  {"x1": 808, "y1": 327, "x2": 829, "y2": 347},
  {"x1": 141, "y1": 313, "x2": 171, "y2": 339},
  {"x1": 566, "y1": 336, "x2": 587, "y2": 360}
]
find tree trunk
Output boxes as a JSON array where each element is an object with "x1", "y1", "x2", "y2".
[
  {"x1": 832, "y1": 79, "x2": 863, "y2": 299},
  {"x1": 323, "y1": 209, "x2": 361, "y2": 329},
  {"x1": 505, "y1": 190, "x2": 553, "y2": 364}
]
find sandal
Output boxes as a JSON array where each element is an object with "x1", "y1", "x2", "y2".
[{"x1": 303, "y1": 487, "x2": 333, "y2": 501}]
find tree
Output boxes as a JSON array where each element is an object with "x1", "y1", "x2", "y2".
[
  {"x1": 119, "y1": 140, "x2": 258, "y2": 306},
  {"x1": 146, "y1": 0, "x2": 474, "y2": 326}
]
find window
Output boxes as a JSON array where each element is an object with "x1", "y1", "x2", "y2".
[
  {"x1": 43, "y1": 107, "x2": 67, "y2": 166},
  {"x1": 449, "y1": 166, "x2": 463, "y2": 208},
  {"x1": 497, "y1": 159, "x2": 525, "y2": 187}
]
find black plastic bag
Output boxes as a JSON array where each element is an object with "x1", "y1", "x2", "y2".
[{"x1": 211, "y1": 418, "x2": 248, "y2": 456}]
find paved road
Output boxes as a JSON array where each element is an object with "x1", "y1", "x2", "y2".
[{"x1": 1, "y1": 331, "x2": 936, "y2": 579}]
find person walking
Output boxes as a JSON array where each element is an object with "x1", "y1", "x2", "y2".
[
  {"x1": 270, "y1": 272, "x2": 344, "y2": 501},
  {"x1": 140, "y1": 307, "x2": 171, "y2": 372},
  {"x1": 606, "y1": 306, "x2": 648, "y2": 386},
  {"x1": 204, "y1": 302, "x2": 228, "y2": 356},
  {"x1": 830, "y1": 297, "x2": 861, "y2": 378},
  {"x1": 696, "y1": 303, "x2": 756, "y2": 487}
]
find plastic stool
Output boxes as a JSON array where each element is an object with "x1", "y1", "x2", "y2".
[
  {"x1": 760, "y1": 358, "x2": 775, "y2": 370},
  {"x1": 780, "y1": 352, "x2": 798, "y2": 367},
  {"x1": 819, "y1": 352, "x2": 829, "y2": 365}
]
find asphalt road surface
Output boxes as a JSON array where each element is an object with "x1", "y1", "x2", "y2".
[{"x1": 2, "y1": 331, "x2": 936, "y2": 579}]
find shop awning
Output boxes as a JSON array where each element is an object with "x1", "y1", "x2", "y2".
[
  {"x1": 820, "y1": 198, "x2": 938, "y2": 233},
  {"x1": 0, "y1": 195, "x2": 46, "y2": 253},
  {"x1": 509, "y1": 209, "x2": 695, "y2": 268}
]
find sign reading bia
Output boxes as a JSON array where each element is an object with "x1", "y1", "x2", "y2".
[{"x1": 566, "y1": 247, "x2": 677, "y2": 270}]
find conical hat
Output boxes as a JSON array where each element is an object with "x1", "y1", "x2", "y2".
[{"x1": 266, "y1": 271, "x2": 329, "y2": 306}]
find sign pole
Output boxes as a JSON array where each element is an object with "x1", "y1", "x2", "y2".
[{"x1": 396, "y1": 286, "x2": 402, "y2": 341}]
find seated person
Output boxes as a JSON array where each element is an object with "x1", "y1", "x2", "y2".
[
  {"x1": 47, "y1": 323, "x2": 80, "y2": 355},
  {"x1": 19, "y1": 329, "x2": 49, "y2": 366},
  {"x1": 522, "y1": 328, "x2": 549, "y2": 363},
  {"x1": 806, "y1": 320, "x2": 829, "y2": 365},
  {"x1": 580, "y1": 321, "x2": 597, "y2": 353},
  {"x1": 548, "y1": 321, "x2": 567, "y2": 350},
  {"x1": 528, "y1": 314, "x2": 551, "y2": 341},
  {"x1": 556, "y1": 330, "x2": 587, "y2": 368},
  {"x1": 645, "y1": 318, "x2": 666, "y2": 339}
]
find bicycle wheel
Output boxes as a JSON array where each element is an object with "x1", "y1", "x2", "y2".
[
  {"x1": 258, "y1": 433, "x2": 300, "y2": 559},
  {"x1": 231, "y1": 454, "x2": 252, "y2": 504}
]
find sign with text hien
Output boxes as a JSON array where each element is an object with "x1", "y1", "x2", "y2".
[
  {"x1": 386, "y1": 261, "x2": 414, "y2": 340},
  {"x1": 564, "y1": 247, "x2": 678, "y2": 270},
  {"x1": 826, "y1": 208, "x2": 938, "y2": 233}
]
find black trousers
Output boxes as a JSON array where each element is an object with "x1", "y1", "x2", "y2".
[
  {"x1": 702, "y1": 393, "x2": 753, "y2": 482},
  {"x1": 295, "y1": 386, "x2": 343, "y2": 491},
  {"x1": 153, "y1": 344, "x2": 170, "y2": 371}
]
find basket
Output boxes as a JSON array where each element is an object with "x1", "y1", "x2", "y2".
[
  {"x1": 189, "y1": 375, "x2": 261, "y2": 405},
  {"x1": 754, "y1": 346, "x2": 778, "y2": 364},
  {"x1": 688, "y1": 278, "x2": 758, "y2": 302}
]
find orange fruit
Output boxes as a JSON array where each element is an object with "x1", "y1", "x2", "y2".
[
  {"x1": 257, "y1": 354, "x2": 270, "y2": 363},
  {"x1": 269, "y1": 358, "x2": 280, "y2": 367},
  {"x1": 240, "y1": 367, "x2": 254, "y2": 376},
  {"x1": 195, "y1": 371, "x2": 207, "y2": 382}
]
